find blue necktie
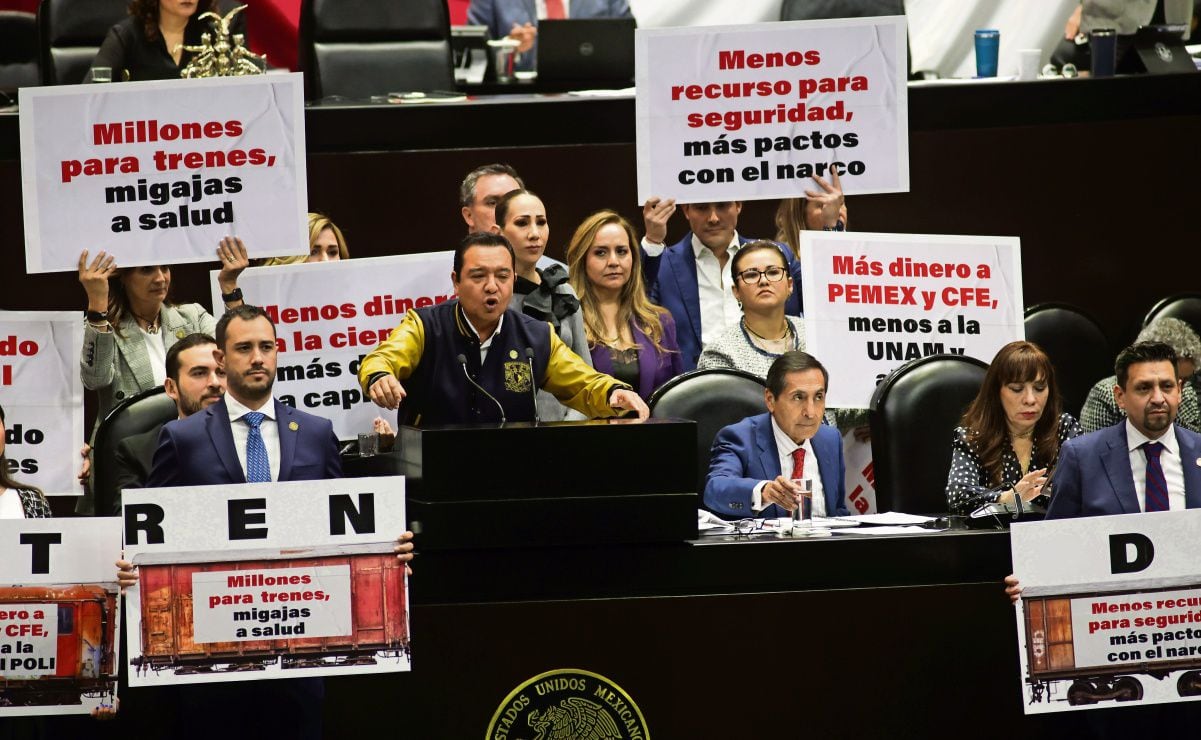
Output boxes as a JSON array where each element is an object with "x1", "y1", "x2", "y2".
[
  {"x1": 243, "y1": 411, "x2": 271, "y2": 483},
  {"x1": 1143, "y1": 442, "x2": 1169, "y2": 512}
]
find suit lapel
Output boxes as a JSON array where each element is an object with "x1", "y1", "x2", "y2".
[
  {"x1": 671, "y1": 243, "x2": 702, "y2": 351},
  {"x1": 207, "y1": 400, "x2": 245, "y2": 483},
  {"x1": 810, "y1": 428, "x2": 839, "y2": 514},
  {"x1": 753, "y1": 415, "x2": 784, "y2": 517},
  {"x1": 632, "y1": 322, "x2": 656, "y2": 400},
  {"x1": 1101, "y1": 425, "x2": 1140, "y2": 514},
  {"x1": 116, "y1": 318, "x2": 155, "y2": 391},
  {"x1": 276, "y1": 400, "x2": 297, "y2": 482},
  {"x1": 1176, "y1": 427, "x2": 1201, "y2": 509}
]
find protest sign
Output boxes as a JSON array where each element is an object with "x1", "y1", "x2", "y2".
[
  {"x1": 0, "y1": 517, "x2": 122, "y2": 717},
  {"x1": 635, "y1": 16, "x2": 908, "y2": 204},
  {"x1": 20, "y1": 74, "x2": 307, "y2": 273},
  {"x1": 842, "y1": 433, "x2": 877, "y2": 515},
  {"x1": 799, "y1": 231, "x2": 1024, "y2": 408},
  {"x1": 210, "y1": 253, "x2": 454, "y2": 439},
  {"x1": 1012, "y1": 510, "x2": 1201, "y2": 712},
  {"x1": 0, "y1": 311, "x2": 85, "y2": 496},
  {"x1": 123, "y1": 477, "x2": 408, "y2": 686}
]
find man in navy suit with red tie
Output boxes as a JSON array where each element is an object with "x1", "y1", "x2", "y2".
[
  {"x1": 1045, "y1": 341, "x2": 1201, "y2": 518},
  {"x1": 704, "y1": 351, "x2": 848, "y2": 519}
]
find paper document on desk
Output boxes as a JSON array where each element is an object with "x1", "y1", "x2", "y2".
[
  {"x1": 843, "y1": 512, "x2": 935, "y2": 525},
  {"x1": 835, "y1": 525, "x2": 939, "y2": 536}
]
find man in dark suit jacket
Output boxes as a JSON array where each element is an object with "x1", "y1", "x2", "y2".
[
  {"x1": 705, "y1": 351, "x2": 848, "y2": 518},
  {"x1": 642, "y1": 201, "x2": 804, "y2": 370},
  {"x1": 110, "y1": 333, "x2": 225, "y2": 510},
  {"x1": 1046, "y1": 341, "x2": 1201, "y2": 518},
  {"x1": 467, "y1": 0, "x2": 632, "y2": 71}
]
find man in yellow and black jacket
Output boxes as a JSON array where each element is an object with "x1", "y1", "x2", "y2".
[{"x1": 359, "y1": 233, "x2": 649, "y2": 426}]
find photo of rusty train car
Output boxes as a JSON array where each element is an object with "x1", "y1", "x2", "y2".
[
  {"x1": 0, "y1": 584, "x2": 118, "y2": 707},
  {"x1": 1024, "y1": 580, "x2": 1201, "y2": 706},
  {"x1": 133, "y1": 551, "x2": 407, "y2": 675}
]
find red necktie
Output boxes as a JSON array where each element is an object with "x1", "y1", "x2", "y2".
[
  {"x1": 545, "y1": 0, "x2": 566, "y2": 19},
  {"x1": 791, "y1": 447, "x2": 810, "y2": 518}
]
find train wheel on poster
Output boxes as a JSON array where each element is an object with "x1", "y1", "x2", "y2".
[{"x1": 1113, "y1": 676, "x2": 1143, "y2": 702}]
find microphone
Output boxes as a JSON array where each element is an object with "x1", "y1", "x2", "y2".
[
  {"x1": 456, "y1": 353, "x2": 505, "y2": 424},
  {"x1": 525, "y1": 347, "x2": 539, "y2": 425}
]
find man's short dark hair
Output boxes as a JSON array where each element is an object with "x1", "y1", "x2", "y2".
[
  {"x1": 165, "y1": 333, "x2": 216, "y2": 382},
  {"x1": 459, "y1": 163, "x2": 524, "y2": 208},
  {"x1": 766, "y1": 351, "x2": 829, "y2": 397},
  {"x1": 454, "y1": 232, "x2": 516, "y2": 276},
  {"x1": 1115, "y1": 341, "x2": 1179, "y2": 388},
  {"x1": 215, "y1": 305, "x2": 276, "y2": 350}
]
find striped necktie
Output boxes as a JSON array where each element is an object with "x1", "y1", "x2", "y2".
[{"x1": 1143, "y1": 441, "x2": 1169, "y2": 512}]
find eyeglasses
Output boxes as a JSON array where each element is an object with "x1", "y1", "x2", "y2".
[{"x1": 736, "y1": 266, "x2": 787, "y2": 284}]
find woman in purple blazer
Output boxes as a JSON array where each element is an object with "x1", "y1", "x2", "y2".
[{"x1": 566, "y1": 210, "x2": 683, "y2": 401}]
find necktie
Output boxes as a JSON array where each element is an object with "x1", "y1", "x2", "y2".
[
  {"x1": 791, "y1": 447, "x2": 810, "y2": 519},
  {"x1": 243, "y1": 411, "x2": 271, "y2": 483},
  {"x1": 1143, "y1": 442, "x2": 1169, "y2": 512},
  {"x1": 545, "y1": 0, "x2": 566, "y2": 19}
]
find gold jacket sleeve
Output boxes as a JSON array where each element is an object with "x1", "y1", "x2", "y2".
[
  {"x1": 541, "y1": 327, "x2": 631, "y2": 418},
  {"x1": 357, "y1": 309, "x2": 426, "y2": 393}
]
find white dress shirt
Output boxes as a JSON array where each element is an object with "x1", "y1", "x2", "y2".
[
  {"x1": 691, "y1": 233, "x2": 743, "y2": 346},
  {"x1": 1126, "y1": 420, "x2": 1186, "y2": 511},
  {"x1": 751, "y1": 417, "x2": 826, "y2": 516},
  {"x1": 225, "y1": 394, "x2": 282, "y2": 483},
  {"x1": 464, "y1": 313, "x2": 505, "y2": 365}
]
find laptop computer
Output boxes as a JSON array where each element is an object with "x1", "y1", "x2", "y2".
[
  {"x1": 1119, "y1": 24, "x2": 1198, "y2": 74},
  {"x1": 536, "y1": 18, "x2": 636, "y2": 83}
]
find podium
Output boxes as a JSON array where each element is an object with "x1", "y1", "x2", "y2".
[{"x1": 393, "y1": 419, "x2": 698, "y2": 549}]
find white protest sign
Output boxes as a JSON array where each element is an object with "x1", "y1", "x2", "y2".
[
  {"x1": 0, "y1": 517, "x2": 122, "y2": 717},
  {"x1": 635, "y1": 16, "x2": 909, "y2": 205},
  {"x1": 0, "y1": 312, "x2": 85, "y2": 496},
  {"x1": 800, "y1": 231, "x2": 1024, "y2": 408},
  {"x1": 842, "y1": 433, "x2": 877, "y2": 515},
  {"x1": 20, "y1": 74, "x2": 308, "y2": 273},
  {"x1": 123, "y1": 477, "x2": 409, "y2": 686},
  {"x1": 191, "y1": 564, "x2": 352, "y2": 643},
  {"x1": 1012, "y1": 510, "x2": 1201, "y2": 713},
  {"x1": 0, "y1": 604, "x2": 57, "y2": 678},
  {"x1": 211, "y1": 253, "x2": 454, "y2": 439}
]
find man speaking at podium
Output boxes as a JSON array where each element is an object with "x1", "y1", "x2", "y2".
[{"x1": 359, "y1": 233, "x2": 648, "y2": 424}]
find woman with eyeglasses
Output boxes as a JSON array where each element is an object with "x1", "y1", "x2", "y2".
[{"x1": 697, "y1": 241, "x2": 804, "y2": 379}]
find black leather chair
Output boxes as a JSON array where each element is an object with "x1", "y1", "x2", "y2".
[
  {"x1": 649, "y1": 368, "x2": 767, "y2": 495},
  {"x1": 37, "y1": 0, "x2": 127, "y2": 85},
  {"x1": 93, "y1": 387, "x2": 177, "y2": 516},
  {"x1": 869, "y1": 354, "x2": 988, "y2": 515},
  {"x1": 0, "y1": 11, "x2": 38, "y2": 90},
  {"x1": 299, "y1": 0, "x2": 455, "y2": 101},
  {"x1": 1144, "y1": 293, "x2": 1201, "y2": 341},
  {"x1": 780, "y1": 0, "x2": 904, "y2": 19},
  {"x1": 1024, "y1": 303, "x2": 1112, "y2": 418}
]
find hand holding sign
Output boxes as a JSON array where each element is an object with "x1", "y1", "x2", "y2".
[
  {"x1": 78, "y1": 250, "x2": 117, "y2": 314},
  {"x1": 803, "y1": 170, "x2": 846, "y2": 230},
  {"x1": 642, "y1": 196, "x2": 676, "y2": 245},
  {"x1": 215, "y1": 236, "x2": 249, "y2": 301}
]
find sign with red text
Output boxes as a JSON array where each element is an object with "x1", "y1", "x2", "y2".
[
  {"x1": 19, "y1": 74, "x2": 307, "y2": 273},
  {"x1": 635, "y1": 16, "x2": 909, "y2": 204},
  {"x1": 0, "y1": 311, "x2": 85, "y2": 496},
  {"x1": 799, "y1": 231, "x2": 1023, "y2": 408},
  {"x1": 122, "y1": 477, "x2": 409, "y2": 686},
  {"x1": 1012, "y1": 510, "x2": 1201, "y2": 713},
  {"x1": 842, "y1": 433, "x2": 877, "y2": 515},
  {"x1": 210, "y1": 253, "x2": 454, "y2": 439},
  {"x1": 0, "y1": 517, "x2": 122, "y2": 717}
]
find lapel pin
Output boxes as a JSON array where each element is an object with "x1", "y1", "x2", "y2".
[
  {"x1": 289, "y1": 421, "x2": 299, "y2": 431},
  {"x1": 1195, "y1": 457, "x2": 1201, "y2": 467},
  {"x1": 175, "y1": 329, "x2": 186, "y2": 339},
  {"x1": 509, "y1": 349, "x2": 519, "y2": 359}
]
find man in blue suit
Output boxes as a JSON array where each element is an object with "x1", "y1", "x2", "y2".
[
  {"x1": 147, "y1": 305, "x2": 341, "y2": 488},
  {"x1": 467, "y1": 0, "x2": 633, "y2": 71},
  {"x1": 140, "y1": 305, "x2": 413, "y2": 740},
  {"x1": 705, "y1": 351, "x2": 848, "y2": 519},
  {"x1": 1046, "y1": 340, "x2": 1201, "y2": 518},
  {"x1": 642, "y1": 201, "x2": 804, "y2": 370}
]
